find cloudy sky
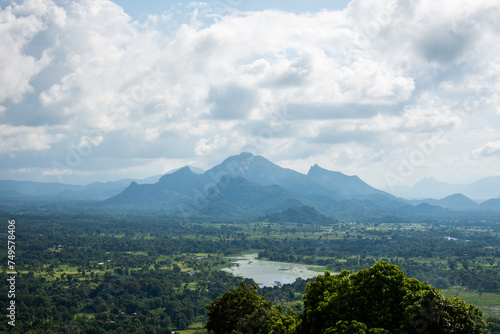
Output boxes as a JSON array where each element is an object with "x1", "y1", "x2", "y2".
[{"x1": 1, "y1": 0, "x2": 499, "y2": 190}]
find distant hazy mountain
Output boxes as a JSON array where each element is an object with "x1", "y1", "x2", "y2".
[
  {"x1": 479, "y1": 198, "x2": 500, "y2": 212},
  {"x1": 104, "y1": 166, "x2": 307, "y2": 217},
  {"x1": 0, "y1": 180, "x2": 84, "y2": 198},
  {"x1": 463, "y1": 176, "x2": 500, "y2": 200},
  {"x1": 0, "y1": 180, "x2": 123, "y2": 201},
  {"x1": 398, "y1": 202, "x2": 449, "y2": 215},
  {"x1": 389, "y1": 176, "x2": 500, "y2": 200},
  {"x1": 0, "y1": 174, "x2": 161, "y2": 201},
  {"x1": 437, "y1": 193, "x2": 479, "y2": 210},
  {"x1": 104, "y1": 174, "x2": 250, "y2": 218},
  {"x1": 410, "y1": 193, "x2": 479, "y2": 211},
  {"x1": 104, "y1": 182, "x2": 191, "y2": 208},
  {"x1": 306, "y1": 164, "x2": 405, "y2": 209},
  {"x1": 104, "y1": 152, "x2": 409, "y2": 219},
  {"x1": 307, "y1": 164, "x2": 379, "y2": 197},
  {"x1": 157, "y1": 167, "x2": 209, "y2": 198},
  {"x1": 390, "y1": 178, "x2": 457, "y2": 199},
  {"x1": 206, "y1": 153, "x2": 402, "y2": 208},
  {"x1": 206, "y1": 152, "x2": 343, "y2": 202},
  {"x1": 3, "y1": 152, "x2": 499, "y2": 219},
  {"x1": 167, "y1": 165, "x2": 205, "y2": 175}
]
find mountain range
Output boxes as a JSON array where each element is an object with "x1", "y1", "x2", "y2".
[
  {"x1": 0, "y1": 175, "x2": 162, "y2": 202},
  {"x1": 389, "y1": 176, "x2": 500, "y2": 200},
  {"x1": 103, "y1": 152, "x2": 411, "y2": 219},
  {"x1": 1, "y1": 153, "x2": 499, "y2": 219}
]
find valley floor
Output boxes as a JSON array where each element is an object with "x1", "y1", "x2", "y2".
[{"x1": 1, "y1": 209, "x2": 499, "y2": 333}]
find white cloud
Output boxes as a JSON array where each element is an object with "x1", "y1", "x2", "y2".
[
  {"x1": 473, "y1": 141, "x2": 500, "y2": 157},
  {"x1": 0, "y1": 0, "x2": 499, "y2": 185},
  {"x1": 0, "y1": 124, "x2": 64, "y2": 153},
  {"x1": 0, "y1": 1, "x2": 54, "y2": 103}
]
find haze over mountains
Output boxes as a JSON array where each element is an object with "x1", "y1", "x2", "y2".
[
  {"x1": 389, "y1": 177, "x2": 500, "y2": 201},
  {"x1": 1, "y1": 153, "x2": 499, "y2": 219}
]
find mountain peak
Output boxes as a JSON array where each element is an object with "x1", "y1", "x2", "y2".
[
  {"x1": 235, "y1": 152, "x2": 256, "y2": 163},
  {"x1": 239, "y1": 151, "x2": 254, "y2": 158},
  {"x1": 173, "y1": 166, "x2": 195, "y2": 175},
  {"x1": 310, "y1": 163, "x2": 321, "y2": 170},
  {"x1": 443, "y1": 193, "x2": 470, "y2": 200},
  {"x1": 308, "y1": 164, "x2": 328, "y2": 174},
  {"x1": 210, "y1": 152, "x2": 275, "y2": 177},
  {"x1": 158, "y1": 166, "x2": 198, "y2": 184},
  {"x1": 307, "y1": 164, "x2": 348, "y2": 178},
  {"x1": 306, "y1": 164, "x2": 396, "y2": 201},
  {"x1": 439, "y1": 193, "x2": 478, "y2": 207},
  {"x1": 413, "y1": 177, "x2": 444, "y2": 186}
]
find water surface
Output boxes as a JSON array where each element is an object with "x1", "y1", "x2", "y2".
[{"x1": 222, "y1": 253, "x2": 323, "y2": 287}]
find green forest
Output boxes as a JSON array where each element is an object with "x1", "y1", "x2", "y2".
[{"x1": 0, "y1": 209, "x2": 499, "y2": 333}]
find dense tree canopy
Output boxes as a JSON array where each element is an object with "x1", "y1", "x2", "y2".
[
  {"x1": 1, "y1": 211, "x2": 498, "y2": 333},
  {"x1": 205, "y1": 282, "x2": 296, "y2": 334},
  {"x1": 206, "y1": 262, "x2": 492, "y2": 334},
  {"x1": 298, "y1": 262, "x2": 491, "y2": 333}
]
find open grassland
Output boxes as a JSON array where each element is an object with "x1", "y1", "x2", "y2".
[{"x1": 443, "y1": 288, "x2": 500, "y2": 319}]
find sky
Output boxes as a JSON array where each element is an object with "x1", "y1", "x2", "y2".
[{"x1": 1, "y1": 0, "x2": 499, "y2": 191}]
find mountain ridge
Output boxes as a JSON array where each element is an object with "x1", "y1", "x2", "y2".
[
  {"x1": 2, "y1": 152, "x2": 499, "y2": 218},
  {"x1": 101, "y1": 152, "x2": 428, "y2": 219},
  {"x1": 409, "y1": 193, "x2": 479, "y2": 211},
  {"x1": 389, "y1": 176, "x2": 500, "y2": 200}
]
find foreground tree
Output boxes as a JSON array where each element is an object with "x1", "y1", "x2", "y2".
[
  {"x1": 205, "y1": 282, "x2": 296, "y2": 334},
  {"x1": 297, "y1": 262, "x2": 491, "y2": 334},
  {"x1": 206, "y1": 262, "x2": 492, "y2": 334}
]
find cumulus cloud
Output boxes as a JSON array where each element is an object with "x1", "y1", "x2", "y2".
[
  {"x1": 0, "y1": 124, "x2": 64, "y2": 153},
  {"x1": 0, "y1": 0, "x2": 499, "y2": 185},
  {"x1": 473, "y1": 141, "x2": 500, "y2": 157},
  {"x1": 0, "y1": 0, "x2": 54, "y2": 103}
]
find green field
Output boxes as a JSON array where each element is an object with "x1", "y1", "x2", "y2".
[{"x1": 443, "y1": 288, "x2": 500, "y2": 319}]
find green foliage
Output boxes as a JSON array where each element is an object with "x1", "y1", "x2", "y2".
[
  {"x1": 401, "y1": 289, "x2": 490, "y2": 333},
  {"x1": 324, "y1": 320, "x2": 389, "y2": 333},
  {"x1": 206, "y1": 282, "x2": 263, "y2": 333},
  {"x1": 325, "y1": 320, "x2": 368, "y2": 333},
  {"x1": 298, "y1": 262, "x2": 490, "y2": 334},
  {"x1": 205, "y1": 282, "x2": 295, "y2": 334},
  {"x1": 205, "y1": 262, "x2": 491, "y2": 334},
  {"x1": 299, "y1": 262, "x2": 422, "y2": 333},
  {"x1": 256, "y1": 223, "x2": 500, "y2": 293},
  {"x1": 0, "y1": 210, "x2": 497, "y2": 333}
]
